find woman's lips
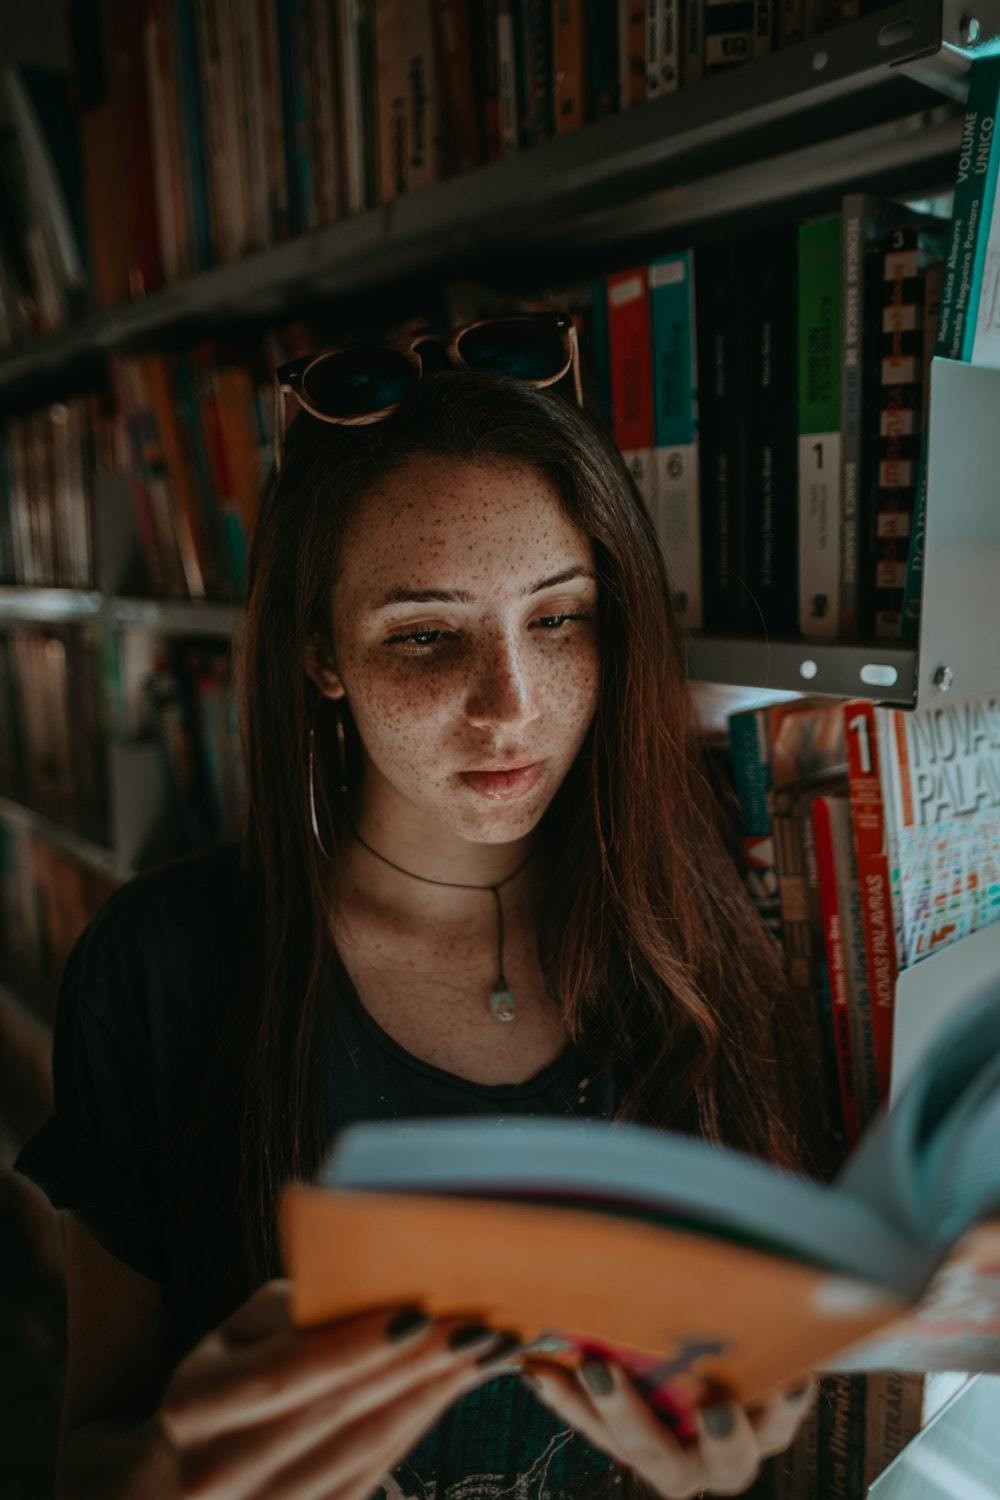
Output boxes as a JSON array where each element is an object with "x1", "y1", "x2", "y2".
[{"x1": 458, "y1": 762, "x2": 545, "y2": 800}]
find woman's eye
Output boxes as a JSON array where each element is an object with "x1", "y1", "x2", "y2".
[{"x1": 382, "y1": 613, "x2": 594, "y2": 652}]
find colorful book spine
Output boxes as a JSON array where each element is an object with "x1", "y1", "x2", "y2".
[
  {"x1": 872, "y1": 227, "x2": 927, "y2": 641},
  {"x1": 899, "y1": 257, "x2": 945, "y2": 642},
  {"x1": 843, "y1": 698, "x2": 899, "y2": 1102},
  {"x1": 649, "y1": 250, "x2": 701, "y2": 629},
  {"x1": 828, "y1": 792, "x2": 880, "y2": 1130},
  {"x1": 606, "y1": 266, "x2": 658, "y2": 518},
  {"x1": 797, "y1": 214, "x2": 842, "y2": 638}
]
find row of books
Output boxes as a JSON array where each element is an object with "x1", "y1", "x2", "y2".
[
  {"x1": 0, "y1": 396, "x2": 101, "y2": 590},
  {"x1": 0, "y1": 624, "x2": 107, "y2": 841},
  {"x1": 0, "y1": 622, "x2": 245, "y2": 864},
  {"x1": 8, "y1": 51, "x2": 1000, "y2": 627},
  {"x1": 726, "y1": 690, "x2": 1000, "y2": 1155},
  {"x1": 0, "y1": 820, "x2": 116, "y2": 1018},
  {"x1": 0, "y1": 0, "x2": 898, "y2": 343}
]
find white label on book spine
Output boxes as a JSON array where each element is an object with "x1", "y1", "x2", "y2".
[
  {"x1": 609, "y1": 274, "x2": 644, "y2": 307},
  {"x1": 881, "y1": 357, "x2": 920, "y2": 384},
  {"x1": 656, "y1": 443, "x2": 702, "y2": 628},
  {"x1": 622, "y1": 448, "x2": 658, "y2": 518},
  {"x1": 798, "y1": 430, "x2": 842, "y2": 637}
]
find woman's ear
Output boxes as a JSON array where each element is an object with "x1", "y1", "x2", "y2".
[{"x1": 304, "y1": 635, "x2": 346, "y2": 700}]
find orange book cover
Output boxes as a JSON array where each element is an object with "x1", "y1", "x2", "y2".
[{"x1": 280, "y1": 966, "x2": 1000, "y2": 1435}]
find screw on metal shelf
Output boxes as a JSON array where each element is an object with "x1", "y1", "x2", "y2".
[
  {"x1": 959, "y1": 15, "x2": 982, "y2": 45},
  {"x1": 933, "y1": 666, "x2": 954, "y2": 692}
]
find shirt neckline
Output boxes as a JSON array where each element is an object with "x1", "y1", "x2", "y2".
[{"x1": 327, "y1": 943, "x2": 582, "y2": 1099}]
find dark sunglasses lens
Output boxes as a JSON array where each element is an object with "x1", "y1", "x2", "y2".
[
  {"x1": 301, "y1": 347, "x2": 416, "y2": 416},
  {"x1": 457, "y1": 319, "x2": 567, "y2": 381}
]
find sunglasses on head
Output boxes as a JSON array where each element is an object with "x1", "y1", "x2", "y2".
[{"x1": 271, "y1": 311, "x2": 583, "y2": 471}]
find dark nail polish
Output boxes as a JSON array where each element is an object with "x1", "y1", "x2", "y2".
[
  {"x1": 703, "y1": 1403, "x2": 736, "y2": 1438},
  {"x1": 786, "y1": 1382, "x2": 810, "y2": 1402},
  {"x1": 385, "y1": 1307, "x2": 431, "y2": 1342},
  {"x1": 447, "y1": 1321, "x2": 494, "y2": 1350},
  {"x1": 474, "y1": 1331, "x2": 523, "y2": 1368},
  {"x1": 579, "y1": 1358, "x2": 614, "y2": 1395}
]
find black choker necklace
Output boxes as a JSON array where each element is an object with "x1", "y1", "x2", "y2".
[{"x1": 347, "y1": 821, "x2": 535, "y2": 1023}]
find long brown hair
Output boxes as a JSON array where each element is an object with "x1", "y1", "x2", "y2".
[{"x1": 169, "y1": 370, "x2": 823, "y2": 1498}]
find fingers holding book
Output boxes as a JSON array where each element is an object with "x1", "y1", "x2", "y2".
[{"x1": 519, "y1": 1358, "x2": 816, "y2": 1498}]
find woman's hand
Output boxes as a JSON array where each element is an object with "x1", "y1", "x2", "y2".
[
  {"x1": 520, "y1": 1357, "x2": 816, "y2": 1498},
  {"x1": 154, "y1": 1278, "x2": 523, "y2": 1499}
]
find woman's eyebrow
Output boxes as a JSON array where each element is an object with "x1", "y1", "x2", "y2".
[{"x1": 372, "y1": 567, "x2": 596, "y2": 610}]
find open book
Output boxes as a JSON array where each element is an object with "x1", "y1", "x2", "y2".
[{"x1": 280, "y1": 976, "x2": 1000, "y2": 1426}]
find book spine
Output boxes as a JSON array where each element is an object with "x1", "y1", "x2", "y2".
[
  {"x1": 682, "y1": 0, "x2": 704, "y2": 85},
  {"x1": 139, "y1": 354, "x2": 211, "y2": 599},
  {"x1": 174, "y1": 0, "x2": 215, "y2": 271},
  {"x1": 797, "y1": 214, "x2": 842, "y2": 638},
  {"x1": 752, "y1": 0, "x2": 774, "y2": 56},
  {"x1": 645, "y1": 0, "x2": 680, "y2": 96},
  {"x1": 107, "y1": 355, "x2": 166, "y2": 597},
  {"x1": 811, "y1": 794, "x2": 861, "y2": 1145},
  {"x1": 705, "y1": 0, "x2": 754, "y2": 74},
  {"x1": 872, "y1": 227, "x2": 926, "y2": 641},
  {"x1": 588, "y1": 277, "x2": 613, "y2": 431},
  {"x1": 517, "y1": 0, "x2": 553, "y2": 146},
  {"x1": 584, "y1": 0, "x2": 618, "y2": 117},
  {"x1": 777, "y1": 0, "x2": 803, "y2": 53},
  {"x1": 649, "y1": 250, "x2": 701, "y2": 628},
  {"x1": 619, "y1": 0, "x2": 645, "y2": 109},
  {"x1": 473, "y1": 0, "x2": 502, "y2": 159},
  {"x1": 837, "y1": 195, "x2": 870, "y2": 640},
  {"x1": 863, "y1": 1371, "x2": 925, "y2": 1490},
  {"x1": 144, "y1": 0, "x2": 181, "y2": 282},
  {"x1": 743, "y1": 224, "x2": 799, "y2": 638},
  {"x1": 119, "y1": 0, "x2": 165, "y2": 296},
  {"x1": 726, "y1": 705, "x2": 783, "y2": 942},
  {"x1": 935, "y1": 57, "x2": 1000, "y2": 362},
  {"x1": 337, "y1": 0, "x2": 366, "y2": 212},
  {"x1": 553, "y1": 0, "x2": 585, "y2": 133},
  {"x1": 436, "y1": 0, "x2": 482, "y2": 170},
  {"x1": 899, "y1": 258, "x2": 945, "y2": 643},
  {"x1": 695, "y1": 238, "x2": 747, "y2": 634},
  {"x1": 307, "y1": 0, "x2": 342, "y2": 224},
  {"x1": 816, "y1": 1374, "x2": 867, "y2": 1500},
  {"x1": 606, "y1": 266, "x2": 658, "y2": 518},
  {"x1": 842, "y1": 698, "x2": 898, "y2": 1101},
  {"x1": 497, "y1": 0, "x2": 520, "y2": 151},
  {"x1": 827, "y1": 793, "x2": 880, "y2": 1130},
  {"x1": 404, "y1": 0, "x2": 443, "y2": 189}
]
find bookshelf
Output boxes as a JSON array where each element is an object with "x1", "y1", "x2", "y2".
[{"x1": 0, "y1": 5, "x2": 999, "y2": 1497}]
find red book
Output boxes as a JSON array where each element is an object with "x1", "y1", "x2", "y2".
[
  {"x1": 843, "y1": 700, "x2": 900, "y2": 1101},
  {"x1": 605, "y1": 267, "x2": 657, "y2": 515}
]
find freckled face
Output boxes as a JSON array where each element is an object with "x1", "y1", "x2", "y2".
[{"x1": 327, "y1": 454, "x2": 600, "y2": 844}]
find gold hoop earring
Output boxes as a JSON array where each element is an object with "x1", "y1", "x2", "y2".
[{"x1": 307, "y1": 723, "x2": 335, "y2": 860}]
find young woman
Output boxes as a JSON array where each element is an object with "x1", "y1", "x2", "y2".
[{"x1": 14, "y1": 332, "x2": 824, "y2": 1500}]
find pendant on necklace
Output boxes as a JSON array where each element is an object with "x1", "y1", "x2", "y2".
[{"x1": 489, "y1": 984, "x2": 516, "y2": 1022}]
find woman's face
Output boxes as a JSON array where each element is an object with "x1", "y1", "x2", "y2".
[{"x1": 318, "y1": 453, "x2": 601, "y2": 845}]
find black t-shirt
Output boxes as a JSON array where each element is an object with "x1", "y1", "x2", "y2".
[{"x1": 13, "y1": 842, "x2": 620, "y2": 1498}]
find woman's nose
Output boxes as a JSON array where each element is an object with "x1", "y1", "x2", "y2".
[{"x1": 464, "y1": 637, "x2": 541, "y2": 729}]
